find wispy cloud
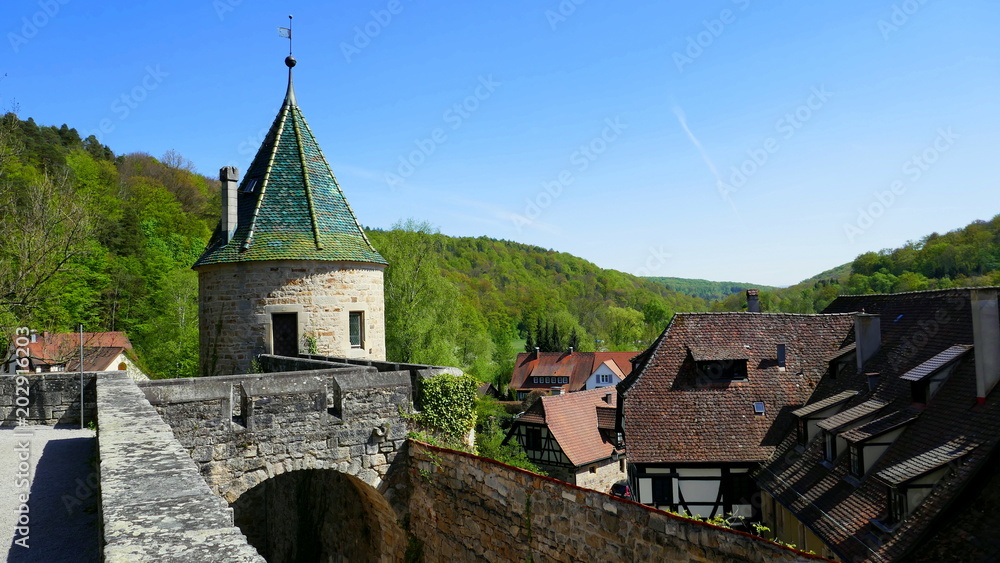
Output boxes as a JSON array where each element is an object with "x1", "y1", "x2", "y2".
[{"x1": 672, "y1": 104, "x2": 740, "y2": 218}]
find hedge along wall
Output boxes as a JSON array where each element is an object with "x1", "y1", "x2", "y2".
[{"x1": 406, "y1": 441, "x2": 831, "y2": 563}]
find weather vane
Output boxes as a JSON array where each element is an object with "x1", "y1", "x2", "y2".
[{"x1": 278, "y1": 15, "x2": 293, "y2": 57}]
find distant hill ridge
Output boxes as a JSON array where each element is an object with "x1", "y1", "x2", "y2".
[{"x1": 645, "y1": 276, "x2": 779, "y2": 301}]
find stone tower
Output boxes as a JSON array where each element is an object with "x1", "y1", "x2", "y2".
[{"x1": 193, "y1": 54, "x2": 387, "y2": 377}]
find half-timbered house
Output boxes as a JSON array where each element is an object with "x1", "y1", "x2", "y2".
[{"x1": 504, "y1": 387, "x2": 626, "y2": 491}]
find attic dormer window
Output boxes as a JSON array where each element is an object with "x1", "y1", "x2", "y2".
[{"x1": 901, "y1": 344, "x2": 971, "y2": 406}]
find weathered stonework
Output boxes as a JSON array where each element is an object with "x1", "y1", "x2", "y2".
[
  {"x1": 572, "y1": 456, "x2": 627, "y2": 493},
  {"x1": 0, "y1": 371, "x2": 97, "y2": 426},
  {"x1": 139, "y1": 362, "x2": 410, "y2": 503},
  {"x1": 406, "y1": 442, "x2": 828, "y2": 563},
  {"x1": 96, "y1": 371, "x2": 264, "y2": 562},
  {"x1": 197, "y1": 260, "x2": 386, "y2": 376}
]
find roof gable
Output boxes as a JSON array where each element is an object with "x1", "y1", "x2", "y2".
[
  {"x1": 622, "y1": 312, "x2": 857, "y2": 464},
  {"x1": 537, "y1": 388, "x2": 620, "y2": 467}
]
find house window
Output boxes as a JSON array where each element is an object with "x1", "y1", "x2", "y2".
[
  {"x1": 349, "y1": 311, "x2": 364, "y2": 348},
  {"x1": 600, "y1": 374, "x2": 611, "y2": 384},
  {"x1": 525, "y1": 427, "x2": 542, "y2": 450},
  {"x1": 696, "y1": 359, "x2": 748, "y2": 382},
  {"x1": 849, "y1": 444, "x2": 864, "y2": 478},
  {"x1": 651, "y1": 476, "x2": 672, "y2": 506},
  {"x1": 824, "y1": 431, "x2": 837, "y2": 462},
  {"x1": 796, "y1": 418, "x2": 808, "y2": 445},
  {"x1": 888, "y1": 487, "x2": 907, "y2": 526}
]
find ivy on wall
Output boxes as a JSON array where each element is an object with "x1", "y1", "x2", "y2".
[{"x1": 412, "y1": 373, "x2": 478, "y2": 447}]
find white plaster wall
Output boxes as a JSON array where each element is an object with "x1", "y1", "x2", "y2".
[{"x1": 584, "y1": 363, "x2": 621, "y2": 390}]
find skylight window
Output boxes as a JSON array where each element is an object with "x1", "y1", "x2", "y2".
[
  {"x1": 244, "y1": 178, "x2": 259, "y2": 193},
  {"x1": 753, "y1": 402, "x2": 766, "y2": 416}
]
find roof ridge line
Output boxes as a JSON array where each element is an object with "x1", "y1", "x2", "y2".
[
  {"x1": 291, "y1": 106, "x2": 323, "y2": 249},
  {"x1": 242, "y1": 99, "x2": 292, "y2": 251}
]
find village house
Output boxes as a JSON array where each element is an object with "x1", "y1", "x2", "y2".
[
  {"x1": 504, "y1": 386, "x2": 626, "y2": 491},
  {"x1": 617, "y1": 308, "x2": 856, "y2": 527},
  {"x1": 4, "y1": 330, "x2": 147, "y2": 381},
  {"x1": 509, "y1": 350, "x2": 636, "y2": 400},
  {"x1": 755, "y1": 287, "x2": 1000, "y2": 562}
]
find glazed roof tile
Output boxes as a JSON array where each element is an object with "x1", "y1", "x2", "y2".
[{"x1": 194, "y1": 62, "x2": 385, "y2": 267}]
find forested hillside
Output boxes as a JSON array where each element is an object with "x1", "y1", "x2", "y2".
[
  {"x1": 646, "y1": 276, "x2": 777, "y2": 301},
  {"x1": 711, "y1": 217, "x2": 1000, "y2": 313},
  {"x1": 367, "y1": 221, "x2": 708, "y2": 388},
  {"x1": 0, "y1": 112, "x2": 217, "y2": 378}
]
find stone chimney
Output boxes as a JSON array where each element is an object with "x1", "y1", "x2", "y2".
[
  {"x1": 855, "y1": 313, "x2": 881, "y2": 372},
  {"x1": 603, "y1": 392, "x2": 613, "y2": 404},
  {"x1": 971, "y1": 288, "x2": 1000, "y2": 403},
  {"x1": 747, "y1": 289, "x2": 760, "y2": 313},
  {"x1": 220, "y1": 166, "x2": 239, "y2": 243}
]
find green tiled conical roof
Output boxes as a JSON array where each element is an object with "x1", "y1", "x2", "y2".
[{"x1": 194, "y1": 60, "x2": 386, "y2": 267}]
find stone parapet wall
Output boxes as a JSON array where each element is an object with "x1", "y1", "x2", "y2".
[
  {"x1": 197, "y1": 260, "x2": 386, "y2": 377},
  {"x1": 95, "y1": 371, "x2": 264, "y2": 562},
  {"x1": 139, "y1": 366, "x2": 411, "y2": 503},
  {"x1": 0, "y1": 372, "x2": 97, "y2": 427},
  {"x1": 406, "y1": 441, "x2": 829, "y2": 563}
]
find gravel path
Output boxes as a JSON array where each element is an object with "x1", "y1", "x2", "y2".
[{"x1": 0, "y1": 426, "x2": 99, "y2": 562}]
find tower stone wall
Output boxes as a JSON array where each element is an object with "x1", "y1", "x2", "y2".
[{"x1": 198, "y1": 260, "x2": 386, "y2": 376}]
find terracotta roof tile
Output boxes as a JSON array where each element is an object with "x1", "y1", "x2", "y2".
[
  {"x1": 530, "y1": 388, "x2": 621, "y2": 467},
  {"x1": 621, "y1": 312, "x2": 857, "y2": 464},
  {"x1": 756, "y1": 288, "x2": 1000, "y2": 562},
  {"x1": 509, "y1": 351, "x2": 637, "y2": 393},
  {"x1": 791, "y1": 390, "x2": 859, "y2": 418}
]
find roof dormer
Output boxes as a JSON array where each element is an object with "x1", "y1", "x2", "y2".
[{"x1": 900, "y1": 344, "x2": 972, "y2": 406}]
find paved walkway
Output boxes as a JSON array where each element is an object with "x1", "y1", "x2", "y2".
[{"x1": 0, "y1": 426, "x2": 98, "y2": 562}]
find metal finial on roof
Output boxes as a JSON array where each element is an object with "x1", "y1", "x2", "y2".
[{"x1": 278, "y1": 15, "x2": 297, "y2": 106}]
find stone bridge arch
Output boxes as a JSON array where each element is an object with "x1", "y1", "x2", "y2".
[{"x1": 232, "y1": 468, "x2": 407, "y2": 562}]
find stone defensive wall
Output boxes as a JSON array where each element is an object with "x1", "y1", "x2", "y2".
[
  {"x1": 136, "y1": 356, "x2": 416, "y2": 503},
  {"x1": 0, "y1": 371, "x2": 97, "y2": 427},
  {"x1": 96, "y1": 371, "x2": 264, "y2": 561},
  {"x1": 406, "y1": 441, "x2": 829, "y2": 563}
]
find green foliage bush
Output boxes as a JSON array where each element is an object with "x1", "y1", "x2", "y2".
[{"x1": 413, "y1": 372, "x2": 478, "y2": 446}]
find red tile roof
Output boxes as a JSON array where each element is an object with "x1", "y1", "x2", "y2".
[
  {"x1": 756, "y1": 288, "x2": 1000, "y2": 562},
  {"x1": 509, "y1": 351, "x2": 637, "y2": 393},
  {"x1": 19, "y1": 331, "x2": 132, "y2": 372},
  {"x1": 620, "y1": 312, "x2": 857, "y2": 465},
  {"x1": 521, "y1": 387, "x2": 621, "y2": 467}
]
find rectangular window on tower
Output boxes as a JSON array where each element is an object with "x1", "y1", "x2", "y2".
[{"x1": 349, "y1": 311, "x2": 364, "y2": 348}]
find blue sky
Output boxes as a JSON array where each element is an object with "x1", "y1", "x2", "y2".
[{"x1": 4, "y1": 0, "x2": 998, "y2": 286}]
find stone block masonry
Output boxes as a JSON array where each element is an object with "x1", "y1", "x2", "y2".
[
  {"x1": 197, "y1": 260, "x2": 386, "y2": 377},
  {"x1": 0, "y1": 372, "x2": 97, "y2": 427},
  {"x1": 406, "y1": 441, "x2": 831, "y2": 562},
  {"x1": 139, "y1": 364, "x2": 412, "y2": 503},
  {"x1": 96, "y1": 371, "x2": 264, "y2": 562}
]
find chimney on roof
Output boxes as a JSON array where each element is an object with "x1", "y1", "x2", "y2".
[
  {"x1": 747, "y1": 289, "x2": 760, "y2": 313},
  {"x1": 30, "y1": 330, "x2": 37, "y2": 343},
  {"x1": 603, "y1": 392, "x2": 612, "y2": 404},
  {"x1": 569, "y1": 346, "x2": 573, "y2": 354},
  {"x1": 534, "y1": 346, "x2": 540, "y2": 355},
  {"x1": 42, "y1": 331, "x2": 49, "y2": 339},
  {"x1": 220, "y1": 166, "x2": 239, "y2": 243},
  {"x1": 971, "y1": 288, "x2": 1000, "y2": 403},
  {"x1": 855, "y1": 313, "x2": 881, "y2": 372}
]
